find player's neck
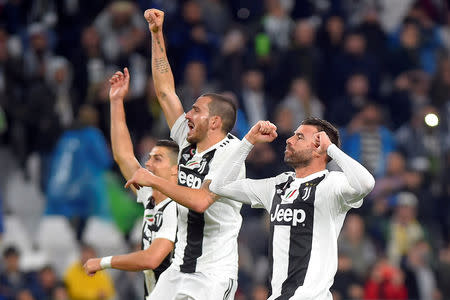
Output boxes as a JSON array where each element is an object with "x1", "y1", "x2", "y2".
[
  {"x1": 152, "y1": 189, "x2": 167, "y2": 205},
  {"x1": 294, "y1": 163, "x2": 326, "y2": 178},
  {"x1": 197, "y1": 131, "x2": 227, "y2": 153}
]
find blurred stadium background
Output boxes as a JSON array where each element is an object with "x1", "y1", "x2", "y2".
[{"x1": 1, "y1": 0, "x2": 450, "y2": 299}]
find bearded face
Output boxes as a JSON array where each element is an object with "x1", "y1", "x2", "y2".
[
  {"x1": 185, "y1": 96, "x2": 211, "y2": 144},
  {"x1": 284, "y1": 125, "x2": 319, "y2": 169},
  {"x1": 284, "y1": 146, "x2": 314, "y2": 168}
]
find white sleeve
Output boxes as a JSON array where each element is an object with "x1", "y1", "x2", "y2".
[
  {"x1": 210, "y1": 177, "x2": 276, "y2": 210},
  {"x1": 205, "y1": 138, "x2": 248, "y2": 182},
  {"x1": 170, "y1": 113, "x2": 189, "y2": 147},
  {"x1": 136, "y1": 187, "x2": 153, "y2": 204},
  {"x1": 327, "y1": 144, "x2": 375, "y2": 207},
  {"x1": 154, "y1": 201, "x2": 177, "y2": 242},
  {"x1": 209, "y1": 138, "x2": 275, "y2": 210}
]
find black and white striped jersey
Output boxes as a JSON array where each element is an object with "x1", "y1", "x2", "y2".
[
  {"x1": 169, "y1": 114, "x2": 245, "y2": 279},
  {"x1": 209, "y1": 140, "x2": 375, "y2": 300},
  {"x1": 136, "y1": 187, "x2": 177, "y2": 290}
]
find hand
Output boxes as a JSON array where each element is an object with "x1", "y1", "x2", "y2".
[
  {"x1": 312, "y1": 131, "x2": 332, "y2": 154},
  {"x1": 83, "y1": 258, "x2": 101, "y2": 276},
  {"x1": 125, "y1": 168, "x2": 155, "y2": 189},
  {"x1": 109, "y1": 68, "x2": 130, "y2": 102},
  {"x1": 144, "y1": 9, "x2": 164, "y2": 33},
  {"x1": 245, "y1": 121, "x2": 278, "y2": 145}
]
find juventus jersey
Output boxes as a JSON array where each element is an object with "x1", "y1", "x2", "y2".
[
  {"x1": 209, "y1": 140, "x2": 375, "y2": 300},
  {"x1": 170, "y1": 114, "x2": 245, "y2": 279},
  {"x1": 136, "y1": 187, "x2": 177, "y2": 292}
]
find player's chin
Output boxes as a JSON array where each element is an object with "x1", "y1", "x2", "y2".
[{"x1": 186, "y1": 132, "x2": 196, "y2": 143}]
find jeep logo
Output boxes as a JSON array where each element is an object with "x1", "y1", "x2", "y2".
[
  {"x1": 178, "y1": 169, "x2": 202, "y2": 189},
  {"x1": 270, "y1": 204, "x2": 306, "y2": 226}
]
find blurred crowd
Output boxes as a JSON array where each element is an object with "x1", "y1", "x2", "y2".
[{"x1": 1, "y1": 0, "x2": 450, "y2": 299}]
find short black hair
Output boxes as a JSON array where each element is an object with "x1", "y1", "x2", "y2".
[
  {"x1": 301, "y1": 117, "x2": 340, "y2": 162},
  {"x1": 156, "y1": 139, "x2": 179, "y2": 165},
  {"x1": 3, "y1": 246, "x2": 19, "y2": 258},
  {"x1": 202, "y1": 93, "x2": 237, "y2": 133}
]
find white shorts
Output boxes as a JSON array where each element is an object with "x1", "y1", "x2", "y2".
[{"x1": 148, "y1": 267, "x2": 238, "y2": 300}]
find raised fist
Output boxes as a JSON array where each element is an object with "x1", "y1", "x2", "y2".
[
  {"x1": 245, "y1": 121, "x2": 278, "y2": 145},
  {"x1": 144, "y1": 9, "x2": 164, "y2": 33}
]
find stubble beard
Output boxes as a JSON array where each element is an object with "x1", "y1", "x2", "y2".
[{"x1": 284, "y1": 149, "x2": 313, "y2": 169}]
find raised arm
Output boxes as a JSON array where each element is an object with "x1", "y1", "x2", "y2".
[
  {"x1": 144, "y1": 9, "x2": 184, "y2": 129},
  {"x1": 125, "y1": 121, "x2": 278, "y2": 211},
  {"x1": 209, "y1": 121, "x2": 277, "y2": 204},
  {"x1": 314, "y1": 132, "x2": 375, "y2": 204},
  {"x1": 109, "y1": 68, "x2": 141, "y2": 193}
]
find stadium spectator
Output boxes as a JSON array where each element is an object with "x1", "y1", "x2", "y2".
[
  {"x1": 338, "y1": 214, "x2": 377, "y2": 280},
  {"x1": 386, "y1": 192, "x2": 426, "y2": 266},
  {"x1": 64, "y1": 244, "x2": 115, "y2": 300}
]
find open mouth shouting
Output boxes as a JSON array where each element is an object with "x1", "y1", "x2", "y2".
[{"x1": 187, "y1": 121, "x2": 195, "y2": 134}]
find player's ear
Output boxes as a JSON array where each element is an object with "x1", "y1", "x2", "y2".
[
  {"x1": 210, "y1": 115, "x2": 222, "y2": 130},
  {"x1": 171, "y1": 164, "x2": 178, "y2": 177}
]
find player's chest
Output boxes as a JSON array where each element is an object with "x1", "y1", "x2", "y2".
[{"x1": 178, "y1": 146, "x2": 217, "y2": 188}]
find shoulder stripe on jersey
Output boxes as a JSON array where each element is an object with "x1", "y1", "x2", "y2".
[
  {"x1": 223, "y1": 278, "x2": 233, "y2": 300},
  {"x1": 180, "y1": 209, "x2": 205, "y2": 273},
  {"x1": 142, "y1": 200, "x2": 175, "y2": 281}
]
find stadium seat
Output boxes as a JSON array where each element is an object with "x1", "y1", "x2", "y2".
[
  {"x1": 35, "y1": 215, "x2": 79, "y2": 276},
  {"x1": 82, "y1": 217, "x2": 128, "y2": 258},
  {"x1": 1, "y1": 215, "x2": 33, "y2": 255}
]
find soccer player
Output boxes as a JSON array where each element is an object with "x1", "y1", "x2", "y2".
[
  {"x1": 123, "y1": 8, "x2": 244, "y2": 299},
  {"x1": 209, "y1": 118, "x2": 376, "y2": 300},
  {"x1": 83, "y1": 68, "x2": 178, "y2": 298}
]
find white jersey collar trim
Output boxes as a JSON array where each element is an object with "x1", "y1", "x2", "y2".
[
  {"x1": 195, "y1": 134, "x2": 233, "y2": 156},
  {"x1": 294, "y1": 169, "x2": 328, "y2": 183},
  {"x1": 154, "y1": 197, "x2": 172, "y2": 210}
]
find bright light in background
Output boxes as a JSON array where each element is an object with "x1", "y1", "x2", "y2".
[{"x1": 424, "y1": 113, "x2": 439, "y2": 127}]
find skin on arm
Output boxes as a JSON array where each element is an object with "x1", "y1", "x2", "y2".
[
  {"x1": 109, "y1": 67, "x2": 141, "y2": 193},
  {"x1": 145, "y1": 9, "x2": 184, "y2": 129},
  {"x1": 125, "y1": 169, "x2": 218, "y2": 213},
  {"x1": 125, "y1": 121, "x2": 278, "y2": 212},
  {"x1": 83, "y1": 238, "x2": 174, "y2": 275}
]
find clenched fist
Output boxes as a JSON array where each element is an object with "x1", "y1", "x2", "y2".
[
  {"x1": 245, "y1": 121, "x2": 278, "y2": 145},
  {"x1": 144, "y1": 9, "x2": 164, "y2": 33}
]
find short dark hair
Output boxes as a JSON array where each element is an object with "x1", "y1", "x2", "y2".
[
  {"x1": 3, "y1": 246, "x2": 19, "y2": 258},
  {"x1": 156, "y1": 139, "x2": 179, "y2": 165},
  {"x1": 301, "y1": 117, "x2": 340, "y2": 162},
  {"x1": 202, "y1": 93, "x2": 237, "y2": 133}
]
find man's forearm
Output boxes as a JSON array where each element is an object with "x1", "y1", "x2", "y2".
[
  {"x1": 110, "y1": 239, "x2": 173, "y2": 271},
  {"x1": 110, "y1": 99, "x2": 133, "y2": 161},
  {"x1": 151, "y1": 31, "x2": 175, "y2": 96},
  {"x1": 110, "y1": 99, "x2": 140, "y2": 180},
  {"x1": 150, "y1": 175, "x2": 214, "y2": 213}
]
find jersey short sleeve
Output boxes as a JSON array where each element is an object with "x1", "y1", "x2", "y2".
[
  {"x1": 136, "y1": 186, "x2": 153, "y2": 203},
  {"x1": 204, "y1": 140, "x2": 245, "y2": 182},
  {"x1": 154, "y1": 201, "x2": 178, "y2": 242},
  {"x1": 170, "y1": 113, "x2": 190, "y2": 148}
]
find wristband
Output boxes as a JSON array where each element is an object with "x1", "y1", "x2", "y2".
[{"x1": 100, "y1": 256, "x2": 113, "y2": 269}]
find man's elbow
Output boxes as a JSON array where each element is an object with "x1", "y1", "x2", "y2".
[
  {"x1": 141, "y1": 253, "x2": 161, "y2": 270},
  {"x1": 113, "y1": 154, "x2": 127, "y2": 165},
  {"x1": 143, "y1": 259, "x2": 160, "y2": 270},
  {"x1": 191, "y1": 201, "x2": 209, "y2": 213},
  {"x1": 362, "y1": 175, "x2": 376, "y2": 194},
  {"x1": 191, "y1": 196, "x2": 214, "y2": 213}
]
